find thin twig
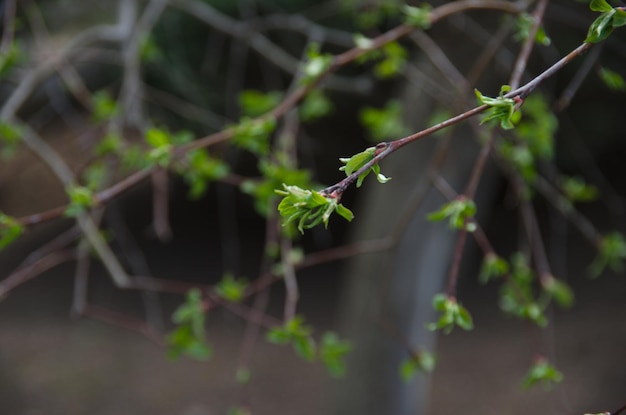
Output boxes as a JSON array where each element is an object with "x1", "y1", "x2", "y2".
[
  {"x1": 82, "y1": 304, "x2": 163, "y2": 345},
  {"x1": 0, "y1": 249, "x2": 78, "y2": 298},
  {"x1": 0, "y1": 0, "x2": 17, "y2": 53}
]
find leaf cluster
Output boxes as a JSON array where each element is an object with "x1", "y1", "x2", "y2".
[
  {"x1": 266, "y1": 316, "x2": 316, "y2": 361},
  {"x1": 427, "y1": 198, "x2": 477, "y2": 232},
  {"x1": 339, "y1": 147, "x2": 391, "y2": 188},
  {"x1": 167, "y1": 289, "x2": 212, "y2": 360},
  {"x1": 300, "y1": 44, "x2": 333, "y2": 86},
  {"x1": 267, "y1": 318, "x2": 352, "y2": 377},
  {"x1": 360, "y1": 100, "x2": 409, "y2": 141},
  {"x1": 179, "y1": 149, "x2": 229, "y2": 199},
  {"x1": 231, "y1": 117, "x2": 276, "y2": 156},
  {"x1": 475, "y1": 87, "x2": 517, "y2": 130},
  {"x1": 589, "y1": 232, "x2": 626, "y2": 277},
  {"x1": 276, "y1": 185, "x2": 354, "y2": 233},
  {"x1": 479, "y1": 253, "x2": 509, "y2": 284},
  {"x1": 522, "y1": 359, "x2": 563, "y2": 389},
  {"x1": 514, "y1": 13, "x2": 551, "y2": 46},
  {"x1": 403, "y1": 4, "x2": 432, "y2": 29},
  {"x1": 239, "y1": 90, "x2": 283, "y2": 117},
  {"x1": 64, "y1": 186, "x2": 95, "y2": 217},
  {"x1": 585, "y1": 0, "x2": 626, "y2": 43},
  {"x1": 243, "y1": 156, "x2": 314, "y2": 217},
  {"x1": 559, "y1": 175, "x2": 598, "y2": 203},
  {"x1": 498, "y1": 254, "x2": 574, "y2": 327},
  {"x1": 427, "y1": 294, "x2": 474, "y2": 334},
  {"x1": 214, "y1": 274, "x2": 247, "y2": 303},
  {"x1": 299, "y1": 89, "x2": 334, "y2": 122}
]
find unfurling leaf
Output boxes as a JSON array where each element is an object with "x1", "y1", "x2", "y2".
[
  {"x1": 339, "y1": 146, "x2": 391, "y2": 188},
  {"x1": 276, "y1": 185, "x2": 353, "y2": 233},
  {"x1": 475, "y1": 88, "x2": 517, "y2": 130},
  {"x1": 427, "y1": 294, "x2": 474, "y2": 334}
]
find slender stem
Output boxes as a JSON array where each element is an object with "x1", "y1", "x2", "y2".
[
  {"x1": 509, "y1": 0, "x2": 549, "y2": 90},
  {"x1": 446, "y1": 228, "x2": 468, "y2": 296}
]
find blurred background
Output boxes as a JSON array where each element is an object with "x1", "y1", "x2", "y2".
[{"x1": 0, "y1": 0, "x2": 625, "y2": 414}]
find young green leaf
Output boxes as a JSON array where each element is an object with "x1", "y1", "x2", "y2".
[
  {"x1": 0, "y1": 121, "x2": 22, "y2": 159},
  {"x1": 400, "y1": 351, "x2": 436, "y2": 382},
  {"x1": 339, "y1": 147, "x2": 375, "y2": 177},
  {"x1": 65, "y1": 186, "x2": 95, "y2": 217},
  {"x1": 179, "y1": 149, "x2": 229, "y2": 199},
  {"x1": 235, "y1": 367, "x2": 251, "y2": 385},
  {"x1": 514, "y1": 13, "x2": 551, "y2": 46},
  {"x1": 232, "y1": 117, "x2": 276, "y2": 155},
  {"x1": 427, "y1": 198, "x2": 477, "y2": 232},
  {"x1": 516, "y1": 94, "x2": 557, "y2": 160},
  {"x1": 479, "y1": 253, "x2": 509, "y2": 284},
  {"x1": 167, "y1": 289, "x2": 212, "y2": 361},
  {"x1": 91, "y1": 90, "x2": 119, "y2": 123},
  {"x1": 300, "y1": 44, "x2": 333, "y2": 85},
  {"x1": 95, "y1": 131, "x2": 123, "y2": 156},
  {"x1": 239, "y1": 90, "x2": 283, "y2": 117},
  {"x1": 543, "y1": 276, "x2": 575, "y2": 309},
  {"x1": 403, "y1": 4, "x2": 432, "y2": 29},
  {"x1": 339, "y1": 146, "x2": 391, "y2": 188},
  {"x1": 299, "y1": 89, "x2": 334, "y2": 122},
  {"x1": 145, "y1": 127, "x2": 173, "y2": 167},
  {"x1": 590, "y1": 0, "x2": 613, "y2": 13},
  {"x1": 475, "y1": 88, "x2": 517, "y2": 130},
  {"x1": 243, "y1": 156, "x2": 313, "y2": 216},
  {"x1": 427, "y1": 294, "x2": 474, "y2": 334},
  {"x1": 598, "y1": 67, "x2": 626, "y2": 91},
  {"x1": 214, "y1": 274, "x2": 248, "y2": 302},
  {"x1": 374, "y1": 42, "x2": 408, "y2": 79},
  {"x1": 522, "y1": 359, "x2": 563, "y2": 389},
  {"x1": 320, "y1": 332, "x2": 352, "y2": 378},
  {"x1": 585, "y1": 9, "x2": 618, "y2": 43},
  {"x1": 266, "y1": 316, "x2": 317, "y2": 362},
  {"x1": 360, "y1": 100, "x2": 408, "y2": 142},
  {"x1": 139, "y1": 34, "x2": 162, "y2": 63},
  {"x1": 275, "y1": 184, "x2": 354, "y2": 233},
  {"x1": 0, "y1": 213, "x2": 24, "y2": 250},
  {"x1": 0, "y1": 41, "x2": 23, "y2": 79},
  {"x1": 560, "y1": 176, "x2": 598, "y2": 203},
  {"x1": 589, "y1": 232, "x2": 626, "y2": 277}
]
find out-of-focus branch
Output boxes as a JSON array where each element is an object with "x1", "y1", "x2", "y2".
[
  {"x1": 17, "y1": 124, "x2": 132, "y2": 288},
  {"x1": 0, "y1": 0, "x2": 16, "y2": 53},
  {"x1": 0, "y1": 249, "x2": 78, "y2": 298}
]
